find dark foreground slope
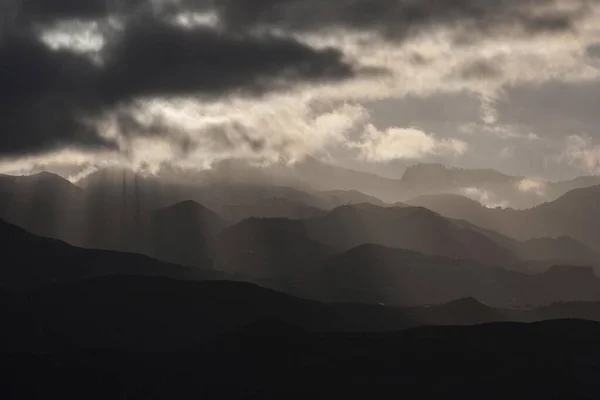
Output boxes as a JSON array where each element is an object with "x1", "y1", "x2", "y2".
[
  {"x1": 2, "y1": 275, "x2": 600, "y2": 398},
  {"x1": 3, "y1": 275, "x2": 600, "y2": 352},
  {"x1": 1, "y1": 319, "x2": 599, "y2": 399}
]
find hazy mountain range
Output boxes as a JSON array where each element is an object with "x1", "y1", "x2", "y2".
[
  {"x1": 2, "y1": 161, "x2": 600, "y2": 309},
  {"x1": 2, "y1": 208, "x2": 600, "y2": 308},
  {"x1": 408, "y1": 185, "x2": 600, "y2": 251}
]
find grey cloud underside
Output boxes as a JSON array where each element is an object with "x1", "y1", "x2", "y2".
[
  {"x1": 457, "y1": 59, "x2": 503, "y2": 80},
  {"x1": 587, "y1": 43, "x2": 600, "y2": 58},
  {"x1": 0, "y1": 32, "x2": 112, "y2": 155},
  {"x1": 14, "y1": 0, "x2": 585, "y2": 32},
  {"x1": 15, "y1": 0, "x2": 147, "y2": 23},
  {"x1": 209, "y1": 0, "x2": 584, "y2": 39},
  {"x1": 99, "y1": 19, "x2": 353, "y2": 102},
  {"x1": 0, "y1": 16, "x2": 354, "y2": 156},
  {"x1": 494, "y1": 80, "x2": 600, "y2": 140}
]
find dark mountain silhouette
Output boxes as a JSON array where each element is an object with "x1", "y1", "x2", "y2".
[
  {"x1": 315, "y1": 189, "x2": 387, "y2": 207},
  {"x1": 408, "y1": 193, "x2": 488, "y2": 215},
  {"x1": 3, "y1": 170, "x2": 598, "y2": 297},
  {"x1": 401, "y1": 163, "x2": 516, "y2": 189},
  {"x1": 152, "y1": 200, "x2": 227, "y2": 236},
  {"x1": 0, "y1": 219, "x2": 221, "y2": 290},
  {"x1": 221, "y1": 197, "x2": 325, "y2": 222},
  {"x1": 0, "y1": 172, "x2": 85, "y2": 242},
  {"x1": 211, "y1": 218, "x2": 334, "y2": 282},
  {"x1": 5, "y1": 167, "x2": 599, "y2": 262},
  {"x1": 515, "y1": 236, "x2": 600, "y2": 266},
  {"x1": 448, "y1": 217, "x2": 600, "y2": 270},
  {"x1": 409, "y1": 185, "x2": 600, "y2": 254},
  {"x1": 133, "y1": 201, "x2": 229, "y2": 267},
  {"x1": 5, "y1": 215, "x2": 598, "y2": 308},
  {"x1": 314, "y1": 244, "x2": 600, "y2": 307},
  {"x1": 303, "y1": 203, "x2": 519, "y2": 266}
]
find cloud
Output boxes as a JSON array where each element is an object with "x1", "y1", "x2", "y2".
[
  {"x1": 0, "y1": 31, "x2": 114, "y2": 156},
  {"x1": 2, "y1": 0, "x2": 600, "y2": 178},
  {"x1": 587, "y1": 42, "x2": 600, "y2": 58},
  {"x1": 456, "y1": 59, "x2": 503, "y2": 80},
  {"x1": 98, "y1": 18, "x2": 355, "y2": 103},
  {"x1": 349, "y1": 124, "x2": 468, "y2": 162},
  {"x1": 39, "y1": 19, "x2": 108, "y2": 53},
  {"x1": 517, "y1": 178, "x2": 547, "y2": 195},
  {"x1": 14, "y1": 0, "x2": 148, "y2": 23},
  {"x1": 0, "y1": 97, "x2": 369, "y2": 175},
  {"x1": 461, "y1": 187, "x2": 509, "y2": 209},
  {"x1": 459, "y1": 122, "x2": 541, "y2": 140},
  {"x1": 493, "y1": 80, "x2": 600, "y2": 141},
  {"x1": 10, "y1": 0, "x2": 588, "y2": 40},
  {"x1": 212, "y1": 0, "x2": 583, "y2": 39},
  {"x1": 555, "y1": 134, "x2": 600, "y2": 174}
]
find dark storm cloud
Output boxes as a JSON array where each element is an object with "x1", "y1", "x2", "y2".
[
  {"x1": 0, "y1": 31, "x2": 113, "y2": 155},
  {"x1": 587, "y1": 43, "x2": 600, "y2": 58},
  {"x1": 16, "y1": 0, "x2": 147, "y2": 22},
  {"x1": 98, "y1": 18, "x2": 354, "y2": 103},
  {"x1": 207, "y1": 0, "x2": 582, "y2": 39},
  {"x1": 0, "y1": 16, "x2": 354, "y2": 156},
  {"x1": 12, "y1": 0, "x2": 585, "y2": 39}
]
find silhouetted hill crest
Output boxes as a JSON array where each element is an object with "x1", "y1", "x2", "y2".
[{"x1": 154, "y1": 200, "x2": 227, "y2": 229}]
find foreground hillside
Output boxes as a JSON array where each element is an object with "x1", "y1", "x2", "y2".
[
  {"x1": 1, "y1": 317, "x2": 599, "y2": 398},
  {"x1": 3, "y1": 274, "x2": 600, "y2": 353}
]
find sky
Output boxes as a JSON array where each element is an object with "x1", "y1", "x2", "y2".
[{"x1": 1, "y1": 0, "x2": 600, "y2": 182}]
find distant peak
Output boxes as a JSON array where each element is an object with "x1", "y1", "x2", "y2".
[
  {"x1": 161, "y1": 200, "x2": 214, "y2": 214},
  {"x1": 441, "y1": 296, "x2": 489, "y2": 309},
  {"x1": 172, "y1": 200, "x2": 202, "y2": 208},
  {"x1": 23, "y1": 171, "x2": 68, "y2": 182},
  {"x1": 31, "y1": 171, "x2": 60, "y2": 178},
  {"x1": 401, "y1": 163, "x2": 513, "y2": 184},
  {"x1": 9, "y1": 171, "x2": 82, "y2": 191},
  {"x1": 408, "y1": 193, "x2": 484, "y2": 206},
  {"x1": 236, "y1": 216, "x2": 305, "y2": 228}
]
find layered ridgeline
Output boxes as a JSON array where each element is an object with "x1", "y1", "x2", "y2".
[
  {"x1": 408, "y1": 184, "x2": 600, "y2": 253},
  {"x1": 2, "y1": 170, "x2": 599, "y2": 268},
  {"x1": 2, "y1": 165, "x2": 600, "y2": 310},
  {"x1": 2, "y1": 218, "x2": 600, "y2": 308}
]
